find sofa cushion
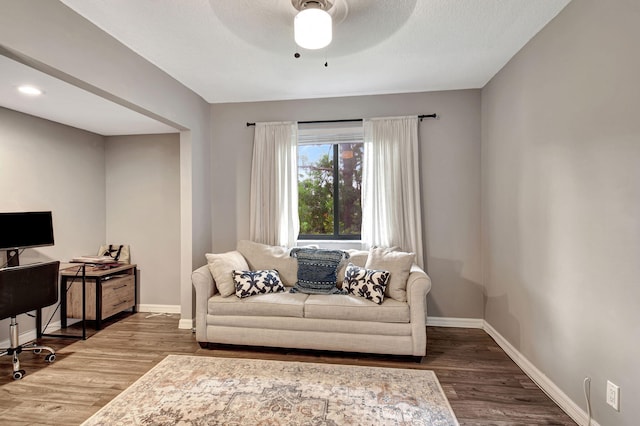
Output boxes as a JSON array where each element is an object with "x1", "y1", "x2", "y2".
[
  {"x1": 365, "y1": 247, "x2": 415, "y2": 302},
  {"x1": 290, "y1": 248, "x2": 348, "y2": 294},
  {"x1": 209, "y1": 316, "x2": 412, "y2": 337},
  {"x1": 205, "y1": 251, "x2": 249, "y2": 297},
  {"x1": 233, "y1": 269, "x2": 285, "y2": 298},
  {"x1": 343, "y1": 263, "x2": 390, "y2": 305},
  {"x1": 304, "y1": 295, "x2": 410, "y2": 323},
  {"x1": 345, "y1": 249, "x2": 369, "y2": 268},
  {"x1": 208, "y1": 290, "x2": 308, "y2": 317},
  {"x1": 237, "y1": 240, "x2": 298, "y2": 286}
]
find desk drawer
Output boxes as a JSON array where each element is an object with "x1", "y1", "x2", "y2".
[
  {"x1": 66, "y1": 274, "x2": 135, "y2": 320},
  {"x1": 101, "y1": 275, "x2": 135, "y2": 319}
]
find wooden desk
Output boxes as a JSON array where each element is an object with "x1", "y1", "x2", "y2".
[{"x1": 60, "y1": 263, "x2": 137, "y2": 333}]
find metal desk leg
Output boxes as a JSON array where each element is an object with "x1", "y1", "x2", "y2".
[
  {"x1": 133, "y1": 267, "x2": 138, "y2": 313},
  {"x1": 81, "y1": 264, "x2": 87, "y2": 340},
  {"x1": 36, "y1": 308, "x2": 42, "y2": 338},
  {"x1": 96, "y1": 276, "x2": 103, "y2": 330},
  {"x1": 60, "y1": 276, "x2": 68, "y2": 328}
]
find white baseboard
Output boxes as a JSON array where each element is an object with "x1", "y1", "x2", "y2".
[
  {"x1": 1, "y1": 310, "x2": 191, "y2": 349},
  {"x1": 483, "y1": 321, "x2": 598, "y2": 426},
  {"x1": 178, "y1": 318, "x2": 194, "y2": 330},
  {"x1": 42, "y1": 320, "x2": 68, "y2": 333},
  {"x1": 0, "y1": 329, "x2": 37, "y2": 349},
  {"x1": 0, "y1": 311, "x2": 597, "y2": 425},
  {"x1": 0, "y1": 320, "x2": 64, "y2": 349},
  {"x1": 427, "y1": 316, "x2": 484, "y2": 328},
  {"x1": 136, "y1": 305, "x2": 192, "y2": 330},
  {"x1": 427, "y1": 317, "x2": 597, "y2": 426},
  {"x1": 137, "y1": 304, "x2": 181, "y2": 314}
]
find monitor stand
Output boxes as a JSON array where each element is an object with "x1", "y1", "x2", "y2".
[{"x1": 5, "y1": 249, "x2": 19, "y2": 267}]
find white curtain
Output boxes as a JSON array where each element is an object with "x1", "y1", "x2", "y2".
[
  {"x1": 249, "y1": 122, "x2": 299, "y2": 247},
  {"x1": 362, "y1": 116, "x2": 424, "y2": 268}
]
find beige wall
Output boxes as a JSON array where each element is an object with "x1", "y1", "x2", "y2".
[
  {"x1": 0, "y1": 107, "x2": 106, "y2": 340},
  {"x1": 481, "y1": 1, "x2": 640, "y2": 424},
  {"x1": 6, "y1": 5, "x2": 636, "y2": 424},
  {"x1": 105, "y1": 134, "x2": 181, "y2": 307},
  {"x1": 0, "y1": 108, "x2": 182, "y2": 342},
  {"x1": 211, "y1": 90, "x2": 483, "y2": 319},
  {"x1": 0, "y1": 0, "x2": 212, "y2": 325}
]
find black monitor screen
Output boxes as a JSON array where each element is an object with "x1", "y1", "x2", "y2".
[{"x1": 0, "y1": 212, "x2": 54, "y2": 250}]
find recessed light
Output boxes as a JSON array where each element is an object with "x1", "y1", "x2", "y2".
[{"x1": 17, "y1": 85, "x2": 43, "y2": 96}]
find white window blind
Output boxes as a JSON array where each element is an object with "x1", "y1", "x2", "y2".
[{"x1": 297, "y1": 122, "x2": 363, "y2": 145}]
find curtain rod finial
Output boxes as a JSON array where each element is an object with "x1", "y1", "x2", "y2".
[{"x1": 418, "y1": 113, "x2": 438, "y2": 121}]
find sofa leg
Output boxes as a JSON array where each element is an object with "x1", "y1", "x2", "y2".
[
  {"x1": 198, "y1": 342, "x2": 210, "y2": 349},
  {"x1": 412, "y1": 355, "x2": 423, "y2": 364}
]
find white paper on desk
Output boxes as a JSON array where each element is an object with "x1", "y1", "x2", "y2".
[{"x1": 71, "y1": 255, "x2": 114, "y2": 264}]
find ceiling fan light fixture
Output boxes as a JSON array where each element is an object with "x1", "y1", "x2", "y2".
[{"x1": 294, "y1": 2, "x2": 332, "y2": 50}]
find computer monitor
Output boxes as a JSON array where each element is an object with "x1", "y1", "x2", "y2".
[{"x1": 0, "y1": 211, "x2": 54, "y2": 251}]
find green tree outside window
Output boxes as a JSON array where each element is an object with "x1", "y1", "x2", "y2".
[{"x1": 298, "y1": 143, "x2": 363, "y2": 239}]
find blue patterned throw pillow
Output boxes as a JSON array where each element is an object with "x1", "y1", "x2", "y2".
[
  {"x1": 290, "y1": 248, "x2": 349, "y2": 294},
  {"x1": 343, "y1": 263, "x2": 390, "y2": 304},
  {"x1": 233, "y1": 269, "x2": 285, "y2": 298}
]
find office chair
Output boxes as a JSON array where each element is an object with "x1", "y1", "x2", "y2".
[{"x1": 0, "y1": 261, "x2": 59, "y2": 380}]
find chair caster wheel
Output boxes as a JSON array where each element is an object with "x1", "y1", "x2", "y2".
[
  {"x1": 45, "y1": 354, "x2": 55, "y2": 363},
  {"x1": 13, "y1": 370, "x2": 25, "y2": 380},
  {"x1": 33, "y1": 348, "x2": 42, "y2": 355}
]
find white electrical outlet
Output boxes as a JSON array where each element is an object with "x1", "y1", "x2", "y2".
[{"x1": 606, "y1": 380, "x2": 620, "y2": 411}]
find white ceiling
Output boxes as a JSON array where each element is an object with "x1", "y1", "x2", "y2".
[
  {"x1": 1, "y1": 0, "x2": 570, "y2": 136},
  {"x1": 0, "y1": 55, "x2": 177, "y2": 136},
  {"x1": 60, "y1": 0, "x2": 571, "y2": 103}
]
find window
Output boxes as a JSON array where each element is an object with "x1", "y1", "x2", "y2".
[{"x1": 297, "y1": 124, "x2": 363, "y2": 240}]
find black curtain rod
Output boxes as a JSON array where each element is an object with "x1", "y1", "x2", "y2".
[{"x1": 246, "y1": 113, "x2": 437, "y2": 127}]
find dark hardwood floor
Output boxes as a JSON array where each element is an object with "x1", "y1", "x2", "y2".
[{"x1": 0, "y1": 313, "x2": 576, "y2": 425}]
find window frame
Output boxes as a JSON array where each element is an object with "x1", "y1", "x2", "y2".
[
  {"x1": 297, "y1": 137, "x2": 363, "y2": 241},
  {"x1": 298, "y1": 142, "x2": 362, "y2": 241}
]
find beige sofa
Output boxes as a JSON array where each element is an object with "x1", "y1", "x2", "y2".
[{"x1": 192, "y1": 241, "x2": 432, "y2": 357}]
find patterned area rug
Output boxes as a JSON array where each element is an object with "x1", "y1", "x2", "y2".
[{"x1": 82, "y1": 355, "x2": 458, "y2": 425}]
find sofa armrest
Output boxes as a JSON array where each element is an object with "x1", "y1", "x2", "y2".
[
  {"x1": 406, "y1": 264, "x2": 432, "y2": 307},
  {"x1": 406, "y1": 264, "x2": 432, "y2": 356},
  {"x1": 191, "y1": 264, "x2": 217, "y2": 342}
]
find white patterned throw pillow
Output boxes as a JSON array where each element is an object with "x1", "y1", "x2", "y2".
[
  {"x1": 233, "y1": 270, "x2": 285, "y2": 298},
  {"x1": 343, "y1": 263, "x2": 390, "y2": 304}
]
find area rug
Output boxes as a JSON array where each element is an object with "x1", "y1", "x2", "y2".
[{"x1": 82, "y1": 354, "x2": 458, "y2": 425}]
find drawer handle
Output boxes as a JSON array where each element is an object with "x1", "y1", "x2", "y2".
[
  {"x1": 112, "y1": 284, "x2": 127, "y2": 290},
  {"x1": 112, "y1": 300, "x2": 129, "y2": 308}
]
